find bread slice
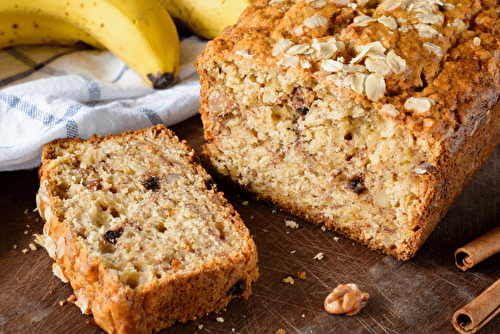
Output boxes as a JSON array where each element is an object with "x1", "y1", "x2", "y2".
[
  {"x1": 195, "y1": 0, "x2": 500, "y2": 260},
  {"x1": 35, "y1": 125, "x2": 258, "y2": 334}
]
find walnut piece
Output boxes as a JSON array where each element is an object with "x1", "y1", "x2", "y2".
[{"x1": 324, "y1": 283, "x2": 369, "y2": 315}]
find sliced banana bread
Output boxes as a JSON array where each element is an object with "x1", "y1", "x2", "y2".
[{"x1": 35, "y1": 124, "x2": 258, "y2": 334}]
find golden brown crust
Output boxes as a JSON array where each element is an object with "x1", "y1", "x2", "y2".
[
  {"x1": 36, "y1": 125, "x2": 259, "y2": 334},
  {"x1": 196, "y1": 0, "x2": 500, "y2": 260}
]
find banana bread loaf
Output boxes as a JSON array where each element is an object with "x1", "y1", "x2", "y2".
[
  {"x1": 195, "y1": 0, "x2": 500, "y2": 260},
  {"x1": 35, "y1": 125, "x2": 259, "y2": 334}
]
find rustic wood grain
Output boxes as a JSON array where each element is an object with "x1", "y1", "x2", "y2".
[{"x1": 1, "y1": 114, "x2": 499, "y2": 334}]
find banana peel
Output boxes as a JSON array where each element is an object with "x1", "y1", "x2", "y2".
[{"x1": 159, "y1": 0, "x2": 255, "y2": 40}]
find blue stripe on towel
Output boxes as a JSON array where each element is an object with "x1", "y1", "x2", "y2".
[
  {"x1": 66, "y1": 119, "x2": 79, "y2": 139},
  {"x1": 138, "y1": 108, "x2": 163, "y2": 125},
  {"x1": 64, "y1": 105, "x2": 81, "y2": 138},
  {"x1": 86, "y1": 81, "x2": 101, "y2": 101},
  {"x1": 0, "y1": 94, "x2": 55, "y2": 126},
  {"x1": 112, "y1": 65, "x2": 129, "y2": 83}
]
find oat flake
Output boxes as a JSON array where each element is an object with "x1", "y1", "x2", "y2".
[
  {"x1": 277, "y1": 55, "x2": 300, "y2": 68},
  {"x1": 286, "y1": 44, "x2": 313, "y2": 56},
  {"x1": 272, "y1": 39, "x2": 294, "y2": 57},
  {"x1": 378, "y1": 15, "x2": 398, "y2": 30},
  {"x1": 451, "y1": 18, "x2": 466, "y2": 31},
  {"x1": 378, "y1": 0, "x2": 402, "y2": 11},
  {"x1": 442, "y1": 3, "x2": 455, "y2": 10},
  {"x1": 345, "y1": 73, "x2": 366, "y2": 95},
  {"x1": 380, "y1": 104, "x2": 400, "y2": 117},
  {"x1": 404, "y1": 97, "x2": 435, "y2": 113},
  {"x1": 304, "y1": 15, "x2": 328, "y2": 29},
  {"x1": 351, "y1": 41, "x2": 386, "y2": 64},
  {"x1": 414, "y1": 23, "x2": 441, "y2": 38},
  {"x1": 416, "y1": 13, "x2": 444, "y2": 26},
  {"x1": 312, "y1": 39, "x2": 339, "y2": 59},
  {"x1": 423, "y1": 42, "x2": 443, "y2": 57},
  {"x1": 311, "y1": 0, "x2": 328, "y2": 8},
  {"x1": 365, "y1": 74, "x2": 386, "y2": 101},
  {"x1": 353, "y1": 15, "x2": 377, "y2": 27},
  {"x1": 332, "y1": 0, "x2": 350, "y2": 6},
  {"x1": 386, "y1": 50, "x2": 406, "y2": 74},
  {"x1": 235, "y1": 50, "x2": 253, "y2": 59},
  {"x1": 365, "y1": 57, "x2": 391, "y2": 76},
  {"x1": 321, "y1": 59, "x2": 344, "y2": 72}
]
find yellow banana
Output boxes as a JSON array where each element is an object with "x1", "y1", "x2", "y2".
[
  {"x1": 0, "y1": 0, "x2": 180, "y2": 89},
  {"x1": 159, "y1": 0, "x2": 255, "y2": 40},
  {"x1": 0, "y1": 14, "x2": 104, "y2": 50}
]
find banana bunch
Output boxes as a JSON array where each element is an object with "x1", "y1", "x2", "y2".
[
  {"x1": 0, "y1": 0, "x2": 180, "y2": 89},
  {"x1": 159, "y1": 0, "x2": 255, "y2": 40}
]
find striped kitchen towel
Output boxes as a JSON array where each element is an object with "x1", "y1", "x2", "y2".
[{"x1": 0, "y1": 36, "x2": 207, "y2": 171}]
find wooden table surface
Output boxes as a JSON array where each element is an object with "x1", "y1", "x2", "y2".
[{"x1": 1, "y1": 114, "x2": 499, "y2": 334}]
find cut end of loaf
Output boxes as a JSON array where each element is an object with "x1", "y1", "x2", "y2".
[{"x1": 199, "y1": 60, "x2": 432, "y2": 259}]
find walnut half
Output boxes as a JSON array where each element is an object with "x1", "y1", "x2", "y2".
[{"x1": 324, "y1": 283, "x2": 369, "y2": 316}]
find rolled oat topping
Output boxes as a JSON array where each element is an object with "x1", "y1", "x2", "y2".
[
  {"x1": 414, "y1": 23, "x2": 441, "y2": 38},
  {"x1": 404, "y1": 97, "x2": 435, "y2": 113},
  {"x1": 304, "y1": 14, "x2": 328, "y2": 29},
  {"x1": 272, "y1": 39, "x2": 294, "y2": 57},
  {"x1": 423, "y1": 42, "x2": 444, "y2": 57},
  {"x1": 365, "y1": 73, "x2": 386, "y2": 101}
]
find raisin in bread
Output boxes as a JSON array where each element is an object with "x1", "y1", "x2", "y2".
[
  {"x1": 195, "y1": 0, "x2": 500, "y2": 260},
  {"x1": 35, "y1": 125, "x2": 259, "y2": 334}
]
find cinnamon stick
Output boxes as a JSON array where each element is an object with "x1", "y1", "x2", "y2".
[
  {"x1": 455, "y1": 225, "x2": 500, "y2": 271},
  {"x1": 453, "y1": 278, "x2": 500, "y2": 334}
]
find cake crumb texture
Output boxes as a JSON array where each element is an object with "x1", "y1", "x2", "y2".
[
  {"x1": 196, "y1": 0, "x2": 500, "y2": 260},
  {"x1": 36, "y1": 125, "x2": 259, "y2": 334}
]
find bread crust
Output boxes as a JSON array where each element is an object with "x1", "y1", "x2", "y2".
[
  {"x1": 36, "y1": 125, "x2": 259, "y2": 333},
  {"x1": 195, "y1": 0, "x2": 500, "y2": 260}
]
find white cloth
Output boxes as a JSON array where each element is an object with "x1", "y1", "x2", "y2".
[{"x1": 0, "y1": 37, "x2": 207, "y2": 171}]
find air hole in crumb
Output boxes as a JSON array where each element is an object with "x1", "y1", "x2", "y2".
[
  {"x1": 142, "y1": 176, "x2": 160, "y2": 191},
  {"x1": 76, "y1": 232, "x2": 87, "y2": 239},
  {"x1": 344, "y1": 133, "x2": 353, "y2": 141},
  {"x1": 249, "y1": 129, "x2": 259, "y2": 138},
  {"x1": 412, "y1": 225, "x2": 421, "y2": 232},
  {"x1": 228, "y1": 280, "x2": 245, "y2": 297},
  {"x1": 110, "y1": 208, "x2": 120, "y2": 218},
  {"x1": 126, "y1": 275, "x2": 139, "y2": 289},
  {"x1": 157, "y1": 224, "x2": 166, "y2": 233},
  {"x1": 109, "y1": 187, "x2": 117, "y2": 194},
  {"x1": 346, "y1": 155, "x2": 354, "y2": 162},
  {"x1": 413, "y1": 72, "x2": 428, "y2": 92}
]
